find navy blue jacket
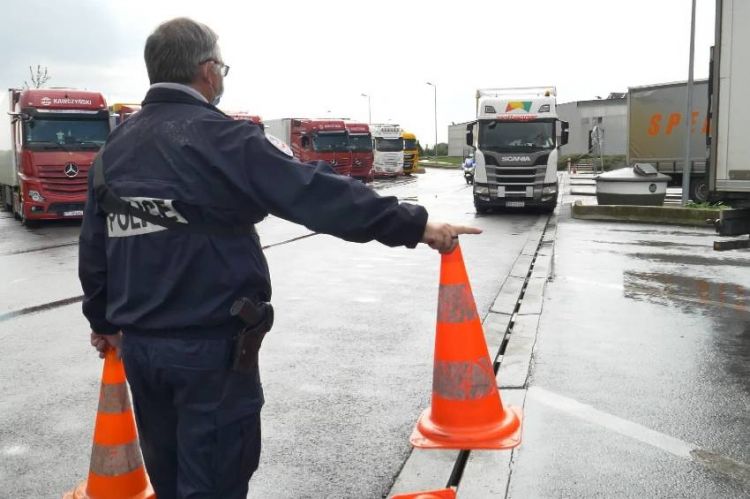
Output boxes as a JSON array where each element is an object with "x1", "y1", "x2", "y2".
[{"x1": 78, "y1": 88, "x2": 428, "y2": 337}]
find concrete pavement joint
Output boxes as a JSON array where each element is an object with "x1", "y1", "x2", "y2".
[
  {"x1": 0, "y1": 295, "x2": 83, "y2": 323},
  {"x1": 528, "y1": 387, "x2": 750, "y2": 487},
  {"x1": 0, "y1": 234, "x2": 320, "y2": 323},
  {"x1": 0, "y1": 241, "x2": 78, "y2": 257}
]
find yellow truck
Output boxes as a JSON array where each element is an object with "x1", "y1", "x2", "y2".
[{"x1": 401, "y1": 131, "x2": 418, "y2": 175}]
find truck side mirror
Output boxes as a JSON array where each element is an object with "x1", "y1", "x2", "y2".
[
  {"x1": 465, "y1": 123, "x2": 474, "y2": 147},
  {"x1": 560, "y1": 121, "x2": 569, "y2": 146}
]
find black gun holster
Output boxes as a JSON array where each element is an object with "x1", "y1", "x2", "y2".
[{"x1": 230, "y1": 297, "x2": 274, "y2": 374}]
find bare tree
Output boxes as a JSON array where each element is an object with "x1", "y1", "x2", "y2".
[{"x1": 24, "y1": 65, "x2": 51, "y2": 89}]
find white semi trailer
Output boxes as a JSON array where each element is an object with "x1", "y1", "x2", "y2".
[{"x1": 708, "y1": 0, "x2": 750, "y2": 249}]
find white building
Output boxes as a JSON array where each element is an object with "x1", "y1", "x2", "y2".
[
  {"x1": 557, "y1": 94, "x2": 627, "y2": 157},
  {"x1": 447, "y1": 121, "x2": 473, "y2": 157}
]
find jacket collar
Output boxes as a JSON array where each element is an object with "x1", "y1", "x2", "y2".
[{"x1": 142, "y1": 87, "x2": 227, "y2": 117}]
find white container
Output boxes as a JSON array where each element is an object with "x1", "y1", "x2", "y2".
[{"x1": 595, "y1": 163, "x2": 671, "y2": 206}]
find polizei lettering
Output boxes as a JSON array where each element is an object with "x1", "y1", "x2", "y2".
[{"x1": 106, "y1": 197, "x2": 188, "y2": 238}]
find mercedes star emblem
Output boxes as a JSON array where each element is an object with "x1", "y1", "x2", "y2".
[{"x1": 64, "y1": 163, "x2": 79, "y2": 178}]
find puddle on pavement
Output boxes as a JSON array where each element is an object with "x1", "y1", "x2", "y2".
[
  {"x1": 592, "y1": 240, "x2": 707, "y2": 249},
  {"x1": 624, "y1": 271, "x2": 750, "y2": 384},
  {"x1": 630, "y1": 253, "x2": 750, "y2": 268},
  {"x1": 623, "y1": 271, "x2": 749, "y2": 318},
  {"x1": 608, "y1": 228, "x2": 715, "y2": 237}
]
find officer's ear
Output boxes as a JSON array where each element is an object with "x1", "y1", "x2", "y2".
[{"x1": 197, "y1": 61, "x2": 213, "y2": 84}]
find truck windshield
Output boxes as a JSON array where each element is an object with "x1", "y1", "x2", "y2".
[
  {"x1": 23, "y1": 118, "x2": 109, "y2": 150},
  {"x1": 375, "y1": 137, "x2": 403, "y2": 152},
  {"x1": 479, "y1": 120, "x2": 555, "y2": 152},
  {"x1": 348, "y1": 134, "x2": 372, "y2": 152},
  {"x1": 313, "y1": 132, "x2": 349, "y2": 152},
  {"x1": 404, "y1": 139, "x2": 417, "y2": 150}
]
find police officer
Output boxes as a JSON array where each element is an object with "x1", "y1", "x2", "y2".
[{"x1": 79, "y1": 17, "x2": 480, "y2": 499}]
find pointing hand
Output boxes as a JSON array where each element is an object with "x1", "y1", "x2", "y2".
[{"x1": 421, "y1": 222, "x2": 482, "y2": 253}]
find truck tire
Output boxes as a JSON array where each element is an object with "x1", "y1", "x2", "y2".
[
  {"x1": 474, "y1": 202, "x2": 490, "y2": 214},
  {"x1": 690, "y1": 177, "x2": 708, "y2": 203}
]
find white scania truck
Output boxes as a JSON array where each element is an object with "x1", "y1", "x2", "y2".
[
  {"x1": 466, "y1": 87, "x2": 569, "y2": 212},
  {"x1": 369, "y1": 123, "x2": 404, "y2": 177}
]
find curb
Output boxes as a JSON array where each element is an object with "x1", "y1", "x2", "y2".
[
  {"x1": 571, "y1": 201, "x2": 720, "y2": 227},
  {"x1": 420, "y1": 163, "x2": 460, "y2": 169}
]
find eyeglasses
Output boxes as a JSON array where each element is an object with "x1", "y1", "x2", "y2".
[{"x1": 200, "y1": 58, "x2": 230, "y2": 77}]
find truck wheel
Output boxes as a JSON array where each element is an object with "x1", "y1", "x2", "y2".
[
  {"x1": 690, "y1": 177, "x2": 708, "y2": 203},
  {"x1": 21, "y1": 214, "x2": 39, "y2": 228},
  {"x1": 475, "y1": 204, "x2": 490, "y2": 214},
  {"x1": 12, "y1": 195, "x2": 21, "y2": 220}
]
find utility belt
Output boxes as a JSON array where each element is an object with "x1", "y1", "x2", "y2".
[{"x1": 229, "y1": 298, "x2": 274, "y2": 373}]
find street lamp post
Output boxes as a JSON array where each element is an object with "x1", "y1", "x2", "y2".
[
  {"x1": 361, "y1": 93, "x2": 371, "y2": 124},
  {"x1": 681, "y1": 0, "x2": 697, "y2": 205},
  {"x1": 426, "y1": 82, "x2": 437, "y2": 160}
]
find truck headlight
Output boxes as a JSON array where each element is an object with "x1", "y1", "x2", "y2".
[
  {"x1": 474, "y1": 186, "x2": 489, "y2": 195},
  {"x1": 542, "y1": 185, "x2": 557, "y2": 195},
  {"x1": 28, "y1": 190, "x2": 45, "y2": 202}
]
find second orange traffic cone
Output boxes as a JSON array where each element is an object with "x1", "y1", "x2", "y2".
[
  {"x1": 410, "y1": 243, "x2": 522, "y2": 450},
  {"x1": 64, "y1": 348, "x2": 155, "y2": 499}
]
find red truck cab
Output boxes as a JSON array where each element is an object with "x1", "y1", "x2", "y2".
[
  {"x1": 291, "y1": 119, "x2": 352, "y2": 176},
  {"x1": 227, "y1": 112, "x2": 264, "y2": 130},
  {"x1": 345, "y1": 122, "x2": 374, "y2": 183},
  {"x1": 0, "y1": 89, "x2": 110, "y2": 224}
]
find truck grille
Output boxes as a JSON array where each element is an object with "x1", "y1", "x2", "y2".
[
  {"x1": 484, "y1": 155, "x2": 547, "y2": 187},
  {"x1": 37, "y1": 164, "x2": 89, "y2": 196}
]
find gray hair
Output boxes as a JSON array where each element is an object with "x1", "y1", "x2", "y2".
[{"x1": 144, "y1": 18, "x2": 219, "y2": 84}]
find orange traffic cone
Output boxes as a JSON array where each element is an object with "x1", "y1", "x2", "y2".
[
  {"x1": 64, "y1": 348, "x2": 155, "y2": 499},
  {"x1": 392, "y1": 487, "x2": 456, "y2": 499},
  {"x1": 410, "y1": 244, "x2": 522, "y2": 450}
]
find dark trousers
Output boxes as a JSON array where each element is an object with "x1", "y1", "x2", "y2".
[{"x1": 121, "y1": 333, "x2": 264, "y2": 499}]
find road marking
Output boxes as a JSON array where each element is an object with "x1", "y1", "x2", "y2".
[
  {"x1": 559, "y1": 276, "x2": 624, "y2": 291},
  {"x1": 528, "y1": 387, "x2": 750, "y2": 484}
]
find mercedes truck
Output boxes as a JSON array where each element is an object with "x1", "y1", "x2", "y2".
[
  {"x1": 467, "y1": 87, "x2": 568, "y2": 213},
  {"x1": 264, "y1": 118, "x2": 352, "y2": 176},
  {"x1": 0, "y1": 88, "x2": 110, "y2": 225},
  {"x1": 345, "y1": 122, "x2": 374, "y2": 182}
]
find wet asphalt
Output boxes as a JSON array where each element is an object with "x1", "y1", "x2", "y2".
[
  {"x1": 507, "y1": 194, "x2": 750, "y2": 497},
  {"x1": 0, "y1": 169, "x2": 542, "y2": 498}
]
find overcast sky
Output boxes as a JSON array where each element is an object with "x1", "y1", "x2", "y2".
[{"x1": 0, "y1": 0, "x2": 716, "y2": 145}]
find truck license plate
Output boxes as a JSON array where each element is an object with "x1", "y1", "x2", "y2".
[
  {"x1": 506, "y1": 201, "x2": 525, "y2": 208},
  {"x1": 63, "y1": 210, "x2": 84, "y2": 217}
]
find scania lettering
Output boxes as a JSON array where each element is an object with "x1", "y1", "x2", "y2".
[
  {"x1": 370, "y1": 124, "x2": 404, "y2": 177},
  {"x1": 467, "y1": 87, "x2": 568, "y2": 213},
  {"x1": 345, "y1": 122, "x2": 374, "y2": 182},
  {"x1": 264, "y1": 118, "x2": 352, "y2": 176},
  {"x1": 0, "y1": 88, "x2": 110, "y2": 225}
]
